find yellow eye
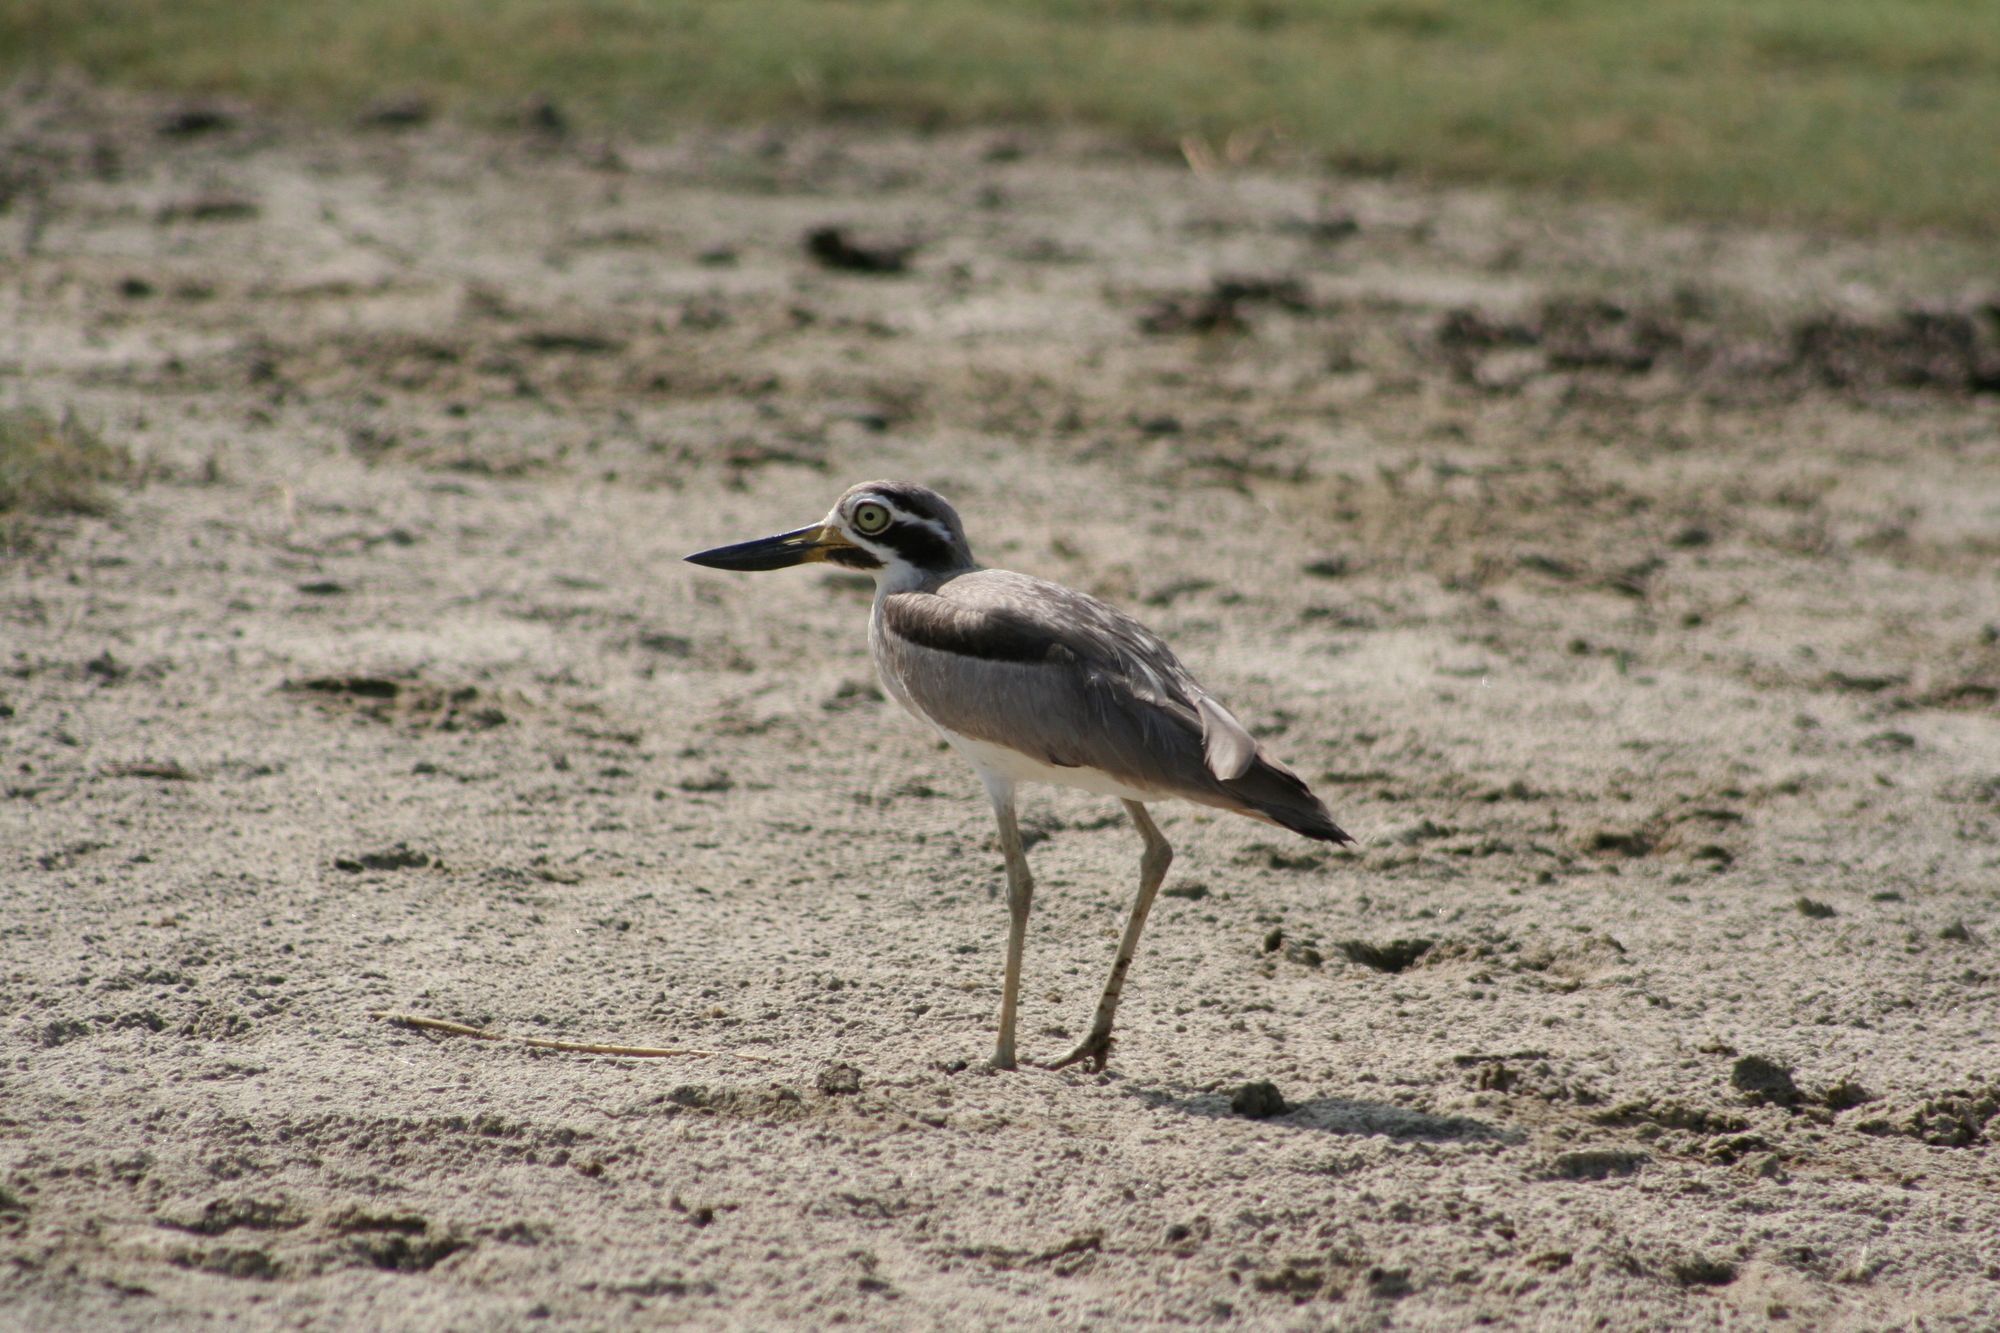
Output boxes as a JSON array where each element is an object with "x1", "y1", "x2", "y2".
[{"x1": 852, "y1": 502, "x2": 891, "y2": 535}]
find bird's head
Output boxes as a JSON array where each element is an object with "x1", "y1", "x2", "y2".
[{"x1": 684, "y1": 481, "x2": 974, "y2": 591}]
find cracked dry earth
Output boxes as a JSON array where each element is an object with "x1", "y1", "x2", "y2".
[{"x1": 3, "y1": 79, "x2": 1999, "y2": 1329}]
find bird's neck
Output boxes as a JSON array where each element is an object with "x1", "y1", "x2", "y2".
[{"x1": 871, "y1": 556, "x2": 972, "y2": 597}]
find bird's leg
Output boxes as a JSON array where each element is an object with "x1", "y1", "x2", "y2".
[
  {"x1": 988, "y1": 788, "x2": 1034, "y2": 1072},
  {"x1": 1049, "y1": 800, "x2": 1172, "y2": 1072}
]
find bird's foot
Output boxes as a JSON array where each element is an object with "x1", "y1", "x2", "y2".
[
  {"x1": 985, "y1": 1047, "x2": 1018, "y2": 1073},
  {"x1": 1044, "y1": 1031, "x2": 1114, "y2": 1073}
]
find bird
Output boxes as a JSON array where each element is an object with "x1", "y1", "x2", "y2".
[{"x1": 685, "y1": 481, "x2": 1352, "y2": 1071}]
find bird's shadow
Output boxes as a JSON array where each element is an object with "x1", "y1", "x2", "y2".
[{"x1": 1120, "y1": 1081, "x2": 1522, "y2": 1144}]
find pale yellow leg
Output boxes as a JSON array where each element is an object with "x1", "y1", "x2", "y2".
[
  {"x1": 1049, "y1": 800, "x2": 1172, "y2": 1071},
  {"x1": 988, "y1": 795, "x2": 1034, "y2": 1071}
]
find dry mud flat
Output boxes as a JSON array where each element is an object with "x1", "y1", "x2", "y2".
[{"x1": 3, "y1": 80, "x2": 1999, "y2": 1328}]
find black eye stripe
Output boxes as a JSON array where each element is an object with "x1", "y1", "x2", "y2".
[
  {"x1": 876, "y1": 518, "x2": 956, "y2": 570},
  {"x1": 827, "y1": 545, "x2": 883, "y2": 570}
]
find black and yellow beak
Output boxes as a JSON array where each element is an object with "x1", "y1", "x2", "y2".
[{"x1": 684, "y1": 522, "x2": 852, "y2": 572}]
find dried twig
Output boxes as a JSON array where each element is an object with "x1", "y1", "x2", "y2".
[{"x1": 369, "y1": 1011, "x2": 771, "y2": 1061}]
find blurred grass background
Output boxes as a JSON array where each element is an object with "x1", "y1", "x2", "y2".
[{"x1": 4, "y1": 0, "x2": 1998, "y2": 233}]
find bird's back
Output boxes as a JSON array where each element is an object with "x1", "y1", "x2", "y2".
[{"x1": 872, "y1": 568, "x2": 1350, "y2": 843}]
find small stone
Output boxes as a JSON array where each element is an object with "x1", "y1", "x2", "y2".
[
  {"x1": 1230, "y1": 1080, "x2": 1287, "y2": 1118},
  {"x1": 804, "y1": 226, "x2": 915, "y2": 275},
  {"x1": 1731, "y1": 1055, "x2": 1801, "y2": 1107},
  {"x1": 1337, "y1": 938, "x2": 1435, "y2": 973},
  {"x1": 332, "y1": 844, "x2": 432, "y2": 874},
  {"x1": 816, "y1": 1062, "x2": 862, "y2": 1096},
  {"x1": 1670, "y1": 524, "x2": 1712, "y2": 549}
]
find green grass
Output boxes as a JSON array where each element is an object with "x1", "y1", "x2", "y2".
[
  {"x1": 6, "y1": 1, "x2": 2000, "y2": 232},
  {"x1": 0, "y1": 406, "x2": 128, "y2": 522}
]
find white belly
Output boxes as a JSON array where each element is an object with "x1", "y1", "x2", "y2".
[{"x1": 935, "y1": 726, "x2": 1160, "y2": 803}]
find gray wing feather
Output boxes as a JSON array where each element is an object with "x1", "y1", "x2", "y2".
[
  {"x1": 876, "y1": 573, "x2": 1210, "y2": 790},
  {"x1": 875, "y1": 570, "x2": 1350, "y2": 842},
  {"x1": 1195, "y1": 695, "x2": 1257, "y2": 781}
]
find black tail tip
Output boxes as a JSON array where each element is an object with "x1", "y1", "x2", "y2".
[{"x1": 1285, "y1": 816, "x2": 1354, "y2": 845}]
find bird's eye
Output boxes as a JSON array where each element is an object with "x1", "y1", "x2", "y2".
[{"x1": 852, "y1": 502, "x2": 891, "y2": 535}]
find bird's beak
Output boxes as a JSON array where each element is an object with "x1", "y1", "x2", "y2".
[{"x1": 684, "y1": 522, "x2": 853, "y2": 572}]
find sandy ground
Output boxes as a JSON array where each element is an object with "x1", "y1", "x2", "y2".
[{"x1": 3, "y1": 77, "x2": 1999, "y2": 1329}]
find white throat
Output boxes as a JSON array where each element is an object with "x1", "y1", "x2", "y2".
[{"x1": 870, "y1": 556, "x2": 935, "y2": 596}]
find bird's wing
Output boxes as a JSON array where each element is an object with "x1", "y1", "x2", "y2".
[{"x1": 876, "y1": 570, "x2": 1254, "y2": 792}]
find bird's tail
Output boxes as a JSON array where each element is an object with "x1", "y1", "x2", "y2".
[{"x1": 1219, "y1": 754, "x2": 1353, "y2": 844}]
